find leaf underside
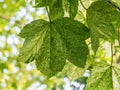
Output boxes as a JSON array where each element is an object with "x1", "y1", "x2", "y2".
[
  {"x1": 86, "y1": 62, "x2": 120, "y2": 90},
  {"x1": 18, "y1": 17, "x2": 89, "y2": 77},
  {"x1": 87, "y1": 1, "x2": 120, "y2": 52}
]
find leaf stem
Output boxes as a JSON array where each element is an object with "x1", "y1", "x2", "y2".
[
  {"x1": 79, "y1": 0, "x2": 87, "y2": 10},
  {"x1": 118, "y1": 28, "x2": 120, "y2": 46},
  {"x1": 44, "y1": 0, "x2": 52, "y2": 22},
  {"x1": 111, "y1": 44, "x2": 114, "y2": 65}
]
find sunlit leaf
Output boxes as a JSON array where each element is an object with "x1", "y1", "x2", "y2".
[
  {"x1": 87, "y1": 1, "x2": 120, "y2": 52},
  {"x1": 86, "y1": 62, "x2": 120, "y2": 90}
]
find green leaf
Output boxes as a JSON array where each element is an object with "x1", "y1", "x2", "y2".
[
  {"x1": 35, "y1": 0, "x2": 64, "y2": 21},
  {"x1": 18, "y1": 17, "x2": 89, "y2": 77},
  {"x1": 62, "y1": 0, "x2": 78, "y2": 18},
  {"x1": 76, "y1": 76, "x2": 88, "y2": 84},
  {"x1": 60, "y1": 61, "x2": 85, "y2": 80},
  {"x1": 111, "y1": 0, "x2": 120, "y2": 7},
  {"x1": 49, "y1": 0, "x2": 64, "y2": 21},
  {"x1": 35, "y1": 0, "x2": 53, "y2": 7},
  {"x1": 59, "y1": 56, "x2": 93, "y2": 80},
  {"x1": 53, "y1": 18, "x2": 89, "y2": 67},
  {"x1": 86, "y1": 62, "x2": 120, "y2": 90},
  {"x1": 87, "y1": 1, "x2": 120, "y2": 52},
  {"x1": 35, "y1": 24, "x2": 66, "y2": 77},
  {"x1": 18, "y1": 20, "x2": 49, "y2": 63},
  {"x1": 68, "y1": 0, "x2": 78, "y2": 18},
  {"x1": 18, "y1": 19, "x2": 66, "y2": 77}
]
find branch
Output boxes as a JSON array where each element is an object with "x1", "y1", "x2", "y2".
[
  {"x1": 0, "y1": 15, "x2": 22, "y2": 24},
  {"x1": 0, "y1": 15, "x2": 9, "y2": 21}
]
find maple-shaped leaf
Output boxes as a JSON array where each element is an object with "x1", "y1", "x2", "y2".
[
  {"x1": 18, "y1": 17, "x2": 89, "y2": 77},
  {"x1": 86, "y1": 62, "x2": 120, "y2": 90},
  {"x1": 87, "y1": 1, "x2": 120, "y2": 53}
]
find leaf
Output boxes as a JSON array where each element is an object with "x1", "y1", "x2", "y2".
[
  {"x1": 18, "y1": 17, "x2": 89, "y2": 77},
  {"x1": 35, "y1": 0, "x2": 53, "y2": 7},
  {"x1": 86, "y1": 62, "x2": 120, "y2": 90},
  {"x1": 60, "y1": 61, "x2": 85, "y2": 80},
  {"x1": 49, "y1": 0, "x2": 64, "y2": 21},
  {"x1": 62, "y1": 0, "x2": 78, "y2": 18},
  {"x1": 68, "y1": 0, "x2": 78, "y2": 18},
  {"x1": 53, "y1": 17, "x2": 89, "y2": 67},
  {"x1": 59, "y1": 56, "x2": 93, "y2": 80},
  {"x1": 87, "y1": 1, "x2": 120, "y2": 52},
  {"x1": 75, "y1": 76, "x2": 88, "y2": 84},
  {"x1": 18, "y1": 19, "x2": 66, "y2": 77},
  {"x1": 18, "y1": 20, "x2": 49, "y2": 63},
  {"x1": 35, "y1": 0, "x2": 64, "y2": 21},
  {"x1": 111, "y1": 0, "x2": 120, "y2": 7},
  {"x1": 35, "y1": 24, "x2": 66, "y2": 77}
]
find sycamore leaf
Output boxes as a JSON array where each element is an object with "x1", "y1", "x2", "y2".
[
  {"x1": 60, "y1": 61, "x2": 85, "y2": 80},
  {"x1": 87, "y1": 1, "x2": 120, "y2": 52},
  {"x1": 35, "y1": 0, "x2": 64, "y2": 21},
  {"x1": 86, "y1": 62, "x2": 120, "y2": 90},
  {"x1": 68, "y1": 0, "x2": 78, "y2": 18},
  {"x1": 53, "y1": 18, "x2": 89, "y2": 67},
  {"x1": 35, "y1": 0, "x2": 53, "y2": 7},
  {"x1": 18, "y1": 19, "x2": 66, "y2": 77},
  {"x1": 18, "y1": 17, "x2": 89, "y2": 77},
  {"x1": 60, "y1": 58, "x2": 92, "y2": 81},
  {"x1": 62, "y1": 0, "x2": 78, "y2": 18},
  {"x1": 35, "y1": 24, "x2": 66, "y2": 77},
  {"x1": 49, "y1": 0, "x2": 64, "y2": 21},
  {"x1": 18, "y1": 20, "x2": 49, "y2": 63},
  {"x1": 111, "y1": 0, "x2": 120, "y2": 7}
]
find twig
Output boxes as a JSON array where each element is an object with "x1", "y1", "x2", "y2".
[
  {"x1": 0, "y1": 15, "x2": 10, "y2": 21},
  {"x1": 111, "y1": 44, "x2": 114, "y2": 65},
  {"x1": 0, "y1": 15, "x2": 21, "y2": 24}
]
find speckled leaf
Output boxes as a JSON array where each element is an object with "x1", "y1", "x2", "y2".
[
  {"x1": 18, "y1": 17, "x2": 89, "y2": 77},
  {"x1": 35, "y1": 0, "x2": 64, "y2": 21},
  {"x1": 49, "y1": 0, "x2": 64, "y2": 21},
  {"x1": 35, "y1": 24, "x2": 66, "y2": 77},
  {"x1": 60, "y1": 58, "x2": 92, "y2": 81},
  {"x1": 18, "y1": 19, "x2": 66, "y2": 77},
  {"x1": 111, "y1": 0, "x2": 120, "y2": 7},
  {"x1": 35, "y1": 0, "x2": 53, "y2": 7},
  {"x1": 68, "y1": 0, "x2": 78, "y2": 18},
  {"x1": 53, "y1": 17, "x2": 89, "y2": 67},
  {"x1": 18, "y1": 20, "x2": 49, "y2": 63},
  {"x1": 87, "y1": 1, "x2": 120, "y2": 52},
  {"x1": 86, "y1": 63, "x2": 120, "y2": 90},
  {"x1": 61, "y1": 61, "x2": 85, "y2": 80}
]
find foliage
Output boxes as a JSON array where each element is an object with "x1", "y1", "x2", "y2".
[
  {"x1": 0, "y1": 0, "x2": 65, "y2": 90},
  {"x1": 14, "y1": 0, "x2": 120, "y2": 89}
]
